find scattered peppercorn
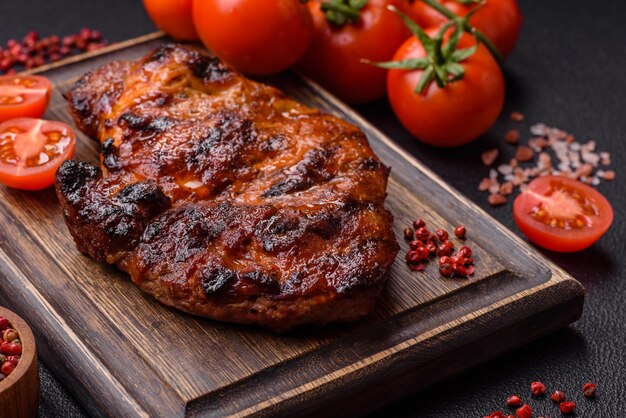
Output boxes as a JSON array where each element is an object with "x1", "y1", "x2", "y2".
[
  {"x1": 506, "y1": 395, "x2": 523, "y2": 407},
  {"x1": 415, "y1": 227, "x2": 430, "y2": 241},
  {"x1": 516, "y1": 404, "x2": 532, "y2": 418},
  {"x1": 435, "y1": 229, "x2": 448, "y2": 242},
  {"x1": 505, "y1": 129, "x2": 521, "y2": 144},
  {"x1": 0, "y1": 29, "x2": 108, "y2": 75},
  {"x1": 582, "y1": 382, "x2": 596, "y2": 398},
  {"x1": 550, "y1": 390, "x2": 565, "y2": 403},
  {"x1": 413, "y1": 218, "x2": 425, "y2": 229},
  {"x1": 404, "y1": 219, "x2": 475, "y2": 278},
  {"x1": 559, "y1": 401, "x2": 576, "y2": 414},
  {"x1": 459, "y1": 246, "x2": 472, "y2": 258},
  {"x1": 530, "y1": 381, "x2": 546, "y2": 396}
]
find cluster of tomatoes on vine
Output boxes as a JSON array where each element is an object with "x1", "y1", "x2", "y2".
[{"x1": 143, "y1": 0, "x2": 523, "y2": 147}]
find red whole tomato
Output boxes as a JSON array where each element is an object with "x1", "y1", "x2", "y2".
[
  {"x1": 192, "y1": 0, "x2": 313, "y2": 76},
  {"x1": 513, "y1": 176, "x2": 613, "y2": 252},
  {"x1": 143, "y1": 0, "x2": 198, "y2": 41},
  {"x1": 0, "y1": 75, "x2": 52, "y2": 123},
  {"x1": 404, "y1": 0, "x2": 523, "y2": 58},
  {"x1": 297, "y1": 0, "x2": 410, "y2": 104},
  {"x1": 0, "y1": 118, "x2": 76, "y2": 190},
  {"x1": 385, "y1": 24, "x2": 504, "y2": 146}
]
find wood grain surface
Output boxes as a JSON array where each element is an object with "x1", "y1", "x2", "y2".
[{"x1": 0, "y1": 34, "x2": 584, "y2": 417}]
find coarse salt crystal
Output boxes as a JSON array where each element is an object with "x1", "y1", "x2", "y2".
[
  {"x1": 498, "y1": 164, "x2": 513, "y2": 175},
  {"x1": 488, "y1": 183, "x2": 501, "y2": 194},
  {"x1": 530, "y1": 123, "x2": 547, "y2": 136},
  {"x1": 582, "y1": 152, "x2": 600, "y2": 166}
]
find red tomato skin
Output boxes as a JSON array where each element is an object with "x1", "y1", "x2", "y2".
[
  {"x1": 0, "y1": 118, "x2": 76, "y2": 191},
  {"x1": 513, "y1": 176, "x2": 614, "y2": 252},
  {"x1": 0, "y1": 75, "x2": 52, "y2": 123},
  {"x1": 143, "y1": 0, "x2": 198, "y2": 41},
  {"x1": 405, "y1": 0, "x2": 523, "y2": 58},
  {"x1": 386, "y1": 32, "x2": 505, "y2": 147},
  {"x1": 297, "y1": 0, "x2": 410, "y2": 104},
  {"x1": 192, "y1": 0, "x2": 313, "y2": 76}
]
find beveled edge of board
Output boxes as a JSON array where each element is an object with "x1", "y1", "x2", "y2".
[
  {"x1": 187, "y1": 269, "x2": 583, "y2": 417},
  {"x1": 16, "y1": 32, "x2": 585, "y2": 417}
]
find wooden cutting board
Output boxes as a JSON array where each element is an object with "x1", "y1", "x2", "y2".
[{"x1": 0, "y1": 33, "x2": 584, "y2": 418}]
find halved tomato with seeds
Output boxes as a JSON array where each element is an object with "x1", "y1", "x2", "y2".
[
  {"x1": 0, "y1": 118, "x2": 76, "y2": 190},
  {"x1": 0, "y1": 75, "x2": 52, "y2": 123},
  {"x1": 513, "y1": 175, "x2": 613, "y2": 252}
]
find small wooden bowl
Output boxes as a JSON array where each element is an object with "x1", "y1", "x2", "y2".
[{"x1": 0, "y1": 307, "x2": 39, "y2": 418}]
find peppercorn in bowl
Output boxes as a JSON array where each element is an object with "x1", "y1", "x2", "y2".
[{"x1": 0, "y1": 307, "x2": 39, "y2": 418}]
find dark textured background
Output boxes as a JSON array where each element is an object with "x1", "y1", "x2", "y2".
[{"x1": 1, "y1": 1, "x2": 624, "y2": 417}]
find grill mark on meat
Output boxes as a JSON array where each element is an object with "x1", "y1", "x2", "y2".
[
  {"x1": 201, "y1": 265, "x2": 281, "y2": 297},
  {"x1": 256, "y1": 213, "x2": 302, "y2": 253},
  {"x1": 56, "y1": 160, "x2": 100, "y2": 204},
  {"x1": 263, "y1": 148, "x2": 336, "y2": 197},
  {"x1": 201, "y1": 265, "x2": 236, "y2": 295},
  {"x1": 259, "y1": 135, "x2": 286, "y2": 153},
  {"x1": 119, "y1": 113, "x2": 175, "y2": 133},
  {"x1": 190, "y1": 55, "x2": 232, "y2": 84},
  {"x1": 57, "y1": 44, "x2": 399, "y2": 330},
  {"x1": 102, "y1": 138, "x2": 121, "y2": 171}
]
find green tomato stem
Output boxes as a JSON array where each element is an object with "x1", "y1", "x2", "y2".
[{"x1": 420, "y1": 0, "x2": 504, "y2": 64}]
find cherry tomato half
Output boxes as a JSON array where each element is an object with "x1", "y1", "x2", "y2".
[
  {"x1": 297, "y1": 0, "x2": 410, "y2": 104},
  {"x1": 0, "y1": 75, "x2": 52, "y2": 123},
  {"x1": 513, "y1": 176, "x2": 614, "y2": 252},
  {"x1": 386, "y1": 30, "x2": 505, "y2": 147},
  {"x1": 404, "y1": 0, "x2": 523, "y2": 58},
  {"x1": 0, "y1": 118, "x2": 76, "y2": 190},
  {"x1": 193, "y1": 0, "x2": 313, "y2": 76},
  {"x1": 143, "y1": 0, "x2": 198, "y2": 41}
]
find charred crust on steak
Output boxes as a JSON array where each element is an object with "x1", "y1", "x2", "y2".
[
  {"x1": 145, "y1": 44, "x2": 234, "y2": 86},
  {"x1": 118, "y1": 113, "x2": 175, "y2": 133},
  {"x1": 201, "y1": 265, "x2": 281, "y2": 297},
  {"x1": 57, "y1": 44, "x2": 400, "y2": 329},
  {"x1": 101, "y1": 138, "x2": 121, "y2": 171},
  {"x1": 201, "y1": 265, "x2": 236, "y2": 295},
  {"x1": 55, "y1": 160, "x2": 101, "y2": 204},
  {"x1": 256, "y1": 213, "x2": 302, "y2": 253},
  {"x1": 263, "y1": 148, "x2": 335, "y2": 197},
  {"x1": 190, "y1": 55, "x2": 232, "y2": 84},
  {"x1": 64, "y1": 61, "x2": 130, "y2": 139}
]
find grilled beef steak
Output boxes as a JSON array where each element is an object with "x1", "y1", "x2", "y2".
[{"x1": 56, "y1": 44, "x2": 399, "y2": 330}]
